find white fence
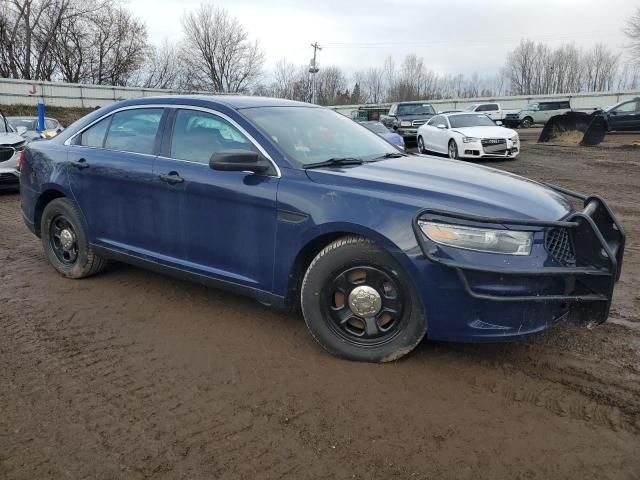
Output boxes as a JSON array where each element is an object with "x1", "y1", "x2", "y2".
[
  {"x1": 1, "y1": 76, "x2": 639, "y2": 114},
  {"x1": 0, "y1": 77, "x2": 214, "y2": 108}
]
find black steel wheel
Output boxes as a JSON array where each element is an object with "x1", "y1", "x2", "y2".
[
  {"x1": 41, "y1": 198, "x2": 107, "y2": 278},
  {"x1": 49, "y1": 214, "x2": 79, "y2": 264},
  {"x1": 301, "y1": 236, "x2": 427, "y2": 362},
  {"x1": 323, "y1": 266, "x2": 406, "y2": 346}
]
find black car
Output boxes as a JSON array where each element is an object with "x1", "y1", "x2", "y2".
[
  {"x1": 379, "y1": 102, "x2": 436, "y2": 143},
  {"x1": 600, "y1": 97, "x2": 640, "y2": 131}
]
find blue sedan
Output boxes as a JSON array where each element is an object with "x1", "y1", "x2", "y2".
[{"x1": 19, "y1": 96, "x2": 625, "y2": 362}]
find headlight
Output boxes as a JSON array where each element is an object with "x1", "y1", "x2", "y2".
[
  {"x1": 462, "y1": 137, "x2": 480, "y2": 143},
  {"x1": 510, "y1": 135, "x2": 519, "y2": 142},
  {"x1": 418, "y1": 221, "x2": 533, "y2": 255},
  {"x1": 399, "y1": 121, "x2": 412, "y2": 127}
]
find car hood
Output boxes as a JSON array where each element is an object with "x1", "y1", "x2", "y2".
[
  {"x1": 305, "y1": 155, "x2": 573, "y2": 221},
  {"x1": 0, "y1": 132, "x2": 25, "y2": 146},
  {"x1": 450, "y1": 126, "x2": 517, "y2": 138}
]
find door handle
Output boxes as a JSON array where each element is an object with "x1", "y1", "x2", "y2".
[
  {"x1": 159, "y1": 172, "x2": 184, "y2": 185},
  {"x1": 71, "y1": 158, "x2": 89, "y2": 170}
]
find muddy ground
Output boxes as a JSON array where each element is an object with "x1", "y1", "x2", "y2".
[{"x1": 1, "y1": 128, "x2": 639, "y2": 479}]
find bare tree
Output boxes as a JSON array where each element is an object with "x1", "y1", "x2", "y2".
[
  {"x1": 181, "y1": 4, "x2": 264, "y2": 93},
  {"x1": 582, "y1": 43, "x2": 619, "y2": 92},
  {"x1": 0, "y1": 0, "x2": 92, "y2": 80},
  {"x1": 87, "y1": 5, "x2": 148, "y2": 86},
  {"x1": 136, "y1": 40, "x2": 182, "y2": 89},
  {"x1": 315, "y1": 65, "x2": 346, "y2": 105},
  {"x1": 271, "y1": 58, "x2": 298, "y2": 99},
  {"x1": 624, "y1": 7, "x2": 640, "y2": 67}
]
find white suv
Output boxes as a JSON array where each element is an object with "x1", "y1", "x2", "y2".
[{"x1": 505, "y1": 100, "x2": 572, "y2": 128}]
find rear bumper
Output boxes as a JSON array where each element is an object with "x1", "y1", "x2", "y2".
[{"x1": 411, "y1": 185, "x2": 625, "y2": 342}]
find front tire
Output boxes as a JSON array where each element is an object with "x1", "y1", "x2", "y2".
[
  {"x1": 417, "y1": 136, "x2": 427, "y2": 154},
  {"x1": 41, "y1": 198, "x2": 107, "y2": 279},
  {"x1": 448, "y1": 139, "x2": 459, "y2": 159},
  {"x1": 301, "y1": 236, "x2": 427, "y2": 362},
  {"x1": 521, "y1": 117, "x2": 533, "y2": 128}
]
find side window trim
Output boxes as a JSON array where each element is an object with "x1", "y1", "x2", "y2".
[{"x1": 65, "y1": 104, "x2": 280, "y2": 177}]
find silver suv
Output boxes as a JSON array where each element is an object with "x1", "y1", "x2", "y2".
[{"x1": 505, "y1": 100, "x2": 572, "y2": 128}]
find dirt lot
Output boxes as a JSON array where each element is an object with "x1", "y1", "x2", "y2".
[{"x1": 1, "y1": 128, "x2": 640, "y2": 479}]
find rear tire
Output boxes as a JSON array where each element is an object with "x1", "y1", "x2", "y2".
[
  {"x1": 41, "y1": 198, "x2": 107, "y2": 279},
  {"x1": 301, "y1": 236, "x2": 427, "y2": 362}
]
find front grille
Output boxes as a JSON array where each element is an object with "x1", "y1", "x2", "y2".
[
  {"x1": 481, "y1": 138, "x2": 507, "y2": 153},
  {"x1": 412, "y1": 120, "x2": 426, "y2": 126},
  {"x1": 545, "y1": 228, "x2": 576, "y2": 266},
  {"x1": 0, "y1": 146, "x2": 15, "y2": 163}
]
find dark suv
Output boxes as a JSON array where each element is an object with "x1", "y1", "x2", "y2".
[{"x1": 379, "y1": 102, "x2": 436, "y2": 142}]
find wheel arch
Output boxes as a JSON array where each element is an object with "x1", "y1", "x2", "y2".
[
  {"x1": 34, "y1": 188, "x2": 68, "y2": 237},
  {"x1": 284, "y1": 223, "x2": 422, "y2": 310}
]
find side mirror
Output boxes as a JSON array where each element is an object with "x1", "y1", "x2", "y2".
[
  {"x1": 495, "y1": 120, "x2": 503, "y2": 126},
  {"x1": 436, "y1": 124, "x2": 447, "y2": 129},
  {"x1": 209, "y1": 150, "x2": 270, "y2": 174},
  {"x1": 16, "y1": 126, "x2": 27, "y2": 135}
]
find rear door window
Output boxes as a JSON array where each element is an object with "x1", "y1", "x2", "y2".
[{"x1": 104, "y1": 108, "x2": 163, "y2": 155}]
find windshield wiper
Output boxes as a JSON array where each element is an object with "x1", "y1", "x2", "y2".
[
  {"x1": 303, "y1": 157, "x2": 364, "y2": 169},
  {"x1": 374, "y1": 152, "x2": 407, "y2": 159}
]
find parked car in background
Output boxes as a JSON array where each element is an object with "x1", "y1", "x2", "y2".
[
  {"x1": 20, "y1": 96, "x2": 625, "y2": 363},
  {"x1": 379, "y1": 101, "x2": 436, "y2": 143},
  {"x1": 504, "y1": 100, "x2": 571, "y2": 128},
  {"x1": 0, "y1": 112, "x2": 27, "y2": 190},
  {"x1": 463, "y1": 103, "x2": 520, "y2": 122},
  {"x1": 417, "y1": 112, "x2": 519, "y2": 159},
  {"x1": 360, "y1": 121, "x2": 405, "y2": 150},
  {"x1": 598, "y1": 97, "x2": 640, "y2": 131},
  {"x1": 7, "y1": 116, "x2": 64, "y2": 140}
]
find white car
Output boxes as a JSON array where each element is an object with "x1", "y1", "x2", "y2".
[
  {"x1": 0, "y1": 114, "x2": 26, "y2": 190},
  {"x1": 417, "y1": 112, "x2": 520, "y2": 160}
]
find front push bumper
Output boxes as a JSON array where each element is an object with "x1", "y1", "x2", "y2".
[{"x1": 412, "y1": 184, "x2": 625, "y2": 341}]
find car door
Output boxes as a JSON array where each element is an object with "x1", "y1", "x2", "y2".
[
  {"x1": 151, "y1": 107, "x2": 279, "y2": 292},
  {"x1": 67, "y1": 107, "x2": 165, "y2": 254},
  {"x1": 430, "y1": 115, "x2": 450, "y2": 153},
  {"x1": 608, "y1": 100, "x2": 639, "y2": 130},
  {"x1": 478, "y1": 104, "x2": 499, "y2": 121}
]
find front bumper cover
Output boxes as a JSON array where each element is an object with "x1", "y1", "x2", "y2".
[{"x1": 412, "y1": 183, "x2": 625, "y2": 325}]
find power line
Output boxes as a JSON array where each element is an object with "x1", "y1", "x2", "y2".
[{"x1": 322, "y1": 30, "x2": 620, "y2": 49}]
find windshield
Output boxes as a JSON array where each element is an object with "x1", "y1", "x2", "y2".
[
  {"x1": 396, "y1": 103, "x2": 435, "y2": 116},
  {"x1": 464, "y1": 105, "x2": 478, "y2": 111},
  {"x1": 7, "y1": 118, "x2": 35, "y2": 130},
  {"x1": 448, "y1": 114, "x2": 497, "y2": 128},
  {"x1": 242, "y1": 107, "x2": 399, "y2": 167},
  {"x1": 362, "y1": 122, "x2": 390, "y2": 134},
  {"x1": 525, "y1": 103, "x2": 538, "y2": 111}
]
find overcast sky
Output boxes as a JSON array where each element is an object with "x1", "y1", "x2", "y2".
[{"x1": 125, "y1": 0, "x2": 637, "y2": 77}]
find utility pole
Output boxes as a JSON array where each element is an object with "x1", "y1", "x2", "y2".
[{"x1": 309, "y1": 42, "x2": 321, "y2": 104}]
